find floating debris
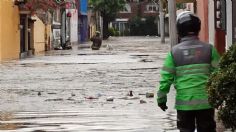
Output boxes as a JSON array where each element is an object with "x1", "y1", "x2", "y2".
[
  {"x1": 32, "y1": 130, "x2": 47, "y2": 132},
  {"x1": 71, "y1": 93, "x2": 76, "y2": 97},
  {"x1": 47, "y1": 92, "x2": 57, "y2": 95},
  {"x1": 106, "y1": 96, "x2": 114, "y2": 102},
  {"x1": 140, "y1": 59, "x2": 153, "y2": 62},
  {"x1": 45, "y1": 98, "x2": 63, "y2": 102},
  {"x1": 127, "y1": 90, "x2": 133, "y2": 96},
  {"x1": 138, "y1": 93, "x2": 146, "y2": 95},
  {"x1": 67, "y1": 97, "x2": 75, "y2": 101},
  {"x1": 85, "y1": 96, "x2": 98, "y2": 100},
  {"x1": 140, "y1": 100, "x2": 147, "y2": 104},
  {"x1": 37, "y1": 92, "x2": 41, "y2": 96},
  {"x1": 146, "y1": 93, "x2": 154, "y2": 98}
]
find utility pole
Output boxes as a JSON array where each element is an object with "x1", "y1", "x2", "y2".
[
  {"x1": 159, "y1": 0, "x2": 165, "y2": 43},
  {"x1": 168, "y1": 0, "x2": 178, "y2": 47}
]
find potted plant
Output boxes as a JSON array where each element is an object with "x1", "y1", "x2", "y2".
[{"x1": 207, "y1": 44, "x2": 236, "y2": 131}]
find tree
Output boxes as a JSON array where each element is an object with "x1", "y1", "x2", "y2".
[
  {"x1": 129, "y1": 16, "x2": 158, "y2": 36},
  {"x1": 207, "y1": 44, "x2": 236, "y2": 130},
  {"x1": 19, "y1": 0, "x2": 78, "y2": 24},
  {"x1": 129, "y1": 16, "x2": 144, "y2": 36},
  {"x1": 21, "y1": 0, "x2": 66, "y2": 13},
  {"x1": 89, "y1": 0, "x2": 126, "y2": 39}
]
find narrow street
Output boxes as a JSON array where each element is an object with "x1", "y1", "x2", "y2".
[{"x1": 0, "y1": 37, "x2": 178, "y2": 132}]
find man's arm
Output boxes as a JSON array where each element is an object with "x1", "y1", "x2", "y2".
[
  {"x1": 211, "y1": 47, "x2": 220, "y2": 72},
  {"x1": 157, "y1": 52, "x2": 175, "y2": 110}
]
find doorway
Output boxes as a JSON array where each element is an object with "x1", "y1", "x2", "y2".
[{"x1": 20, "y1": 14, "x2": 26, "y2": 55}]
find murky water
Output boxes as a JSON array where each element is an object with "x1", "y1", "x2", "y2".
[
  {"x1": 0, "y1": 107, "x2": 177, "y2": 132},
  {"x1": 0, "y1": 37, "x2": 194, "y2": 131}
]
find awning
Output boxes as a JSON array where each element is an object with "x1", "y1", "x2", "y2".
[{"x1": 176, "y1": 0, "x2": 196, "y2": 3}]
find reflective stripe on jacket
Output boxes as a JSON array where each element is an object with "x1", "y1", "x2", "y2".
[{"x1": 157, "y1": 36, "x2": 220, "y2": 110}]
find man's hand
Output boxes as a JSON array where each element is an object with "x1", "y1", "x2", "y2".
[{"x1": 158, "y1": 103, "x2": 168, "y2": 111}]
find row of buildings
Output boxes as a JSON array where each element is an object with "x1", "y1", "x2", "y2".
[
  {"x1": 112, "y1": 0, "x2": 236, "y2": 54},
  {"x1": 1, "y1": 0, "x2": 235, "y2": 61},
  {"x1": 112, "y1": 0, "x2": 164, "y2": 36},
  {"x1": 0, "y1": 0, "x2": 161, "y2": 62},
  {"x1": 0, "y1": 0, "x2": 92, "y2": 62}
]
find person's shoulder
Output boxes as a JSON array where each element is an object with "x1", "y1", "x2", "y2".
[
  {"x1": 197, "y1": 40, "x2": 214, "y2": 48},
  {"x1": 197, "y1": 40, "x2": 210, "y2": 45},
  {"x1": 172, "y1": 42, "x2": 184, "y2": 50}
]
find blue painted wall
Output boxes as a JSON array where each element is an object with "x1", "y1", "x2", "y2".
[
  {"x1": 80, "y1": 0, "x2": 87, "y2": 15},
  {"x1": 78, "y1": 0, "x2": 88, "y2": 43},
  {"x1": 80, "y1": 16, "x2": 88, "y2": 42}
]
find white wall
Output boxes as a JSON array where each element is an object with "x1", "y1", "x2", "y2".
[
  {"x1": 226, "y1": 0, "x2": 233, "y2": 49},
  {"x1": 67, "y1": 9, "x2": 78, "y2": 43},
  {"x1": 208, "y1": 0, "x2": 215, "y2": 45}
]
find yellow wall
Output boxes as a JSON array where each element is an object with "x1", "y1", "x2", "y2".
[
  {"x1": 0, "y1": 0, "x2": 20, "y2": 61},
  {"x1": 89, "y1": 25, "x2": 96, "y2": 39},
  {"x1": 33, "y1": 16, "x2": 46, "y2": 54}
]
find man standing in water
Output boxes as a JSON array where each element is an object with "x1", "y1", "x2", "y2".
[
  {"x1": 156, "y1": 11, "x2": 220, "y2": 132},
  {"x1": 90, "y1": 31, "x2": 102, "y2": 50}
]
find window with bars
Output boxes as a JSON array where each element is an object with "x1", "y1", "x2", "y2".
[{"x1": 146, "y1": 4, "x2": 158, "y2": 12}]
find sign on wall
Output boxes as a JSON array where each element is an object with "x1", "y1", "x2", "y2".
[{"x1": 215, "y1": 0, "x2": 227, "y2": 31}]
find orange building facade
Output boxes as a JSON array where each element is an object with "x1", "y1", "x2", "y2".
[{"x1": 195, "y1": 0, "x2": 209, "y2": 43}]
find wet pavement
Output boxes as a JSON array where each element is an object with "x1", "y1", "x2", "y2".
[{"x1": 0, "y1": 36, "x2": 178, "y2": 132}]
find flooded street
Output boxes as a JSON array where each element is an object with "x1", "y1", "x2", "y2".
[{"x1": 0, "y1": 37, "x2": 178, "y2": 132}]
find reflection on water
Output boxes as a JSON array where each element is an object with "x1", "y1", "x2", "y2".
[
  {"x1": 0, "y1": 112, "x2": 13, "y2": 121},
  {"x1": 0, "y1": 37, "x2": 208, "y2": 132},
  {"x1": 0, "y1": 109, "x2": 178, "y2": 132},
  {"x1": 0, "y1": 112, "x2": 20, "y2": 130},
  {"x1": 163, "y1": 112, "x2": 177, "y2": 131}
]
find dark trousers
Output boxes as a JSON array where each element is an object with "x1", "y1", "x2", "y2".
[{"x1": 177, "y1": 109, "x2": 216, "y2": 132}]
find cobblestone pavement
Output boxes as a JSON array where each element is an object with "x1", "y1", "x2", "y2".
[{"x1": 0, "y1": 37, "x2": 178, "y2": 132}]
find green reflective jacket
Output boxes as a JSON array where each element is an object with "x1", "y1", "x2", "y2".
[{"x1": 157, "y1": 41, "x2": 220, "y2": 110}]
